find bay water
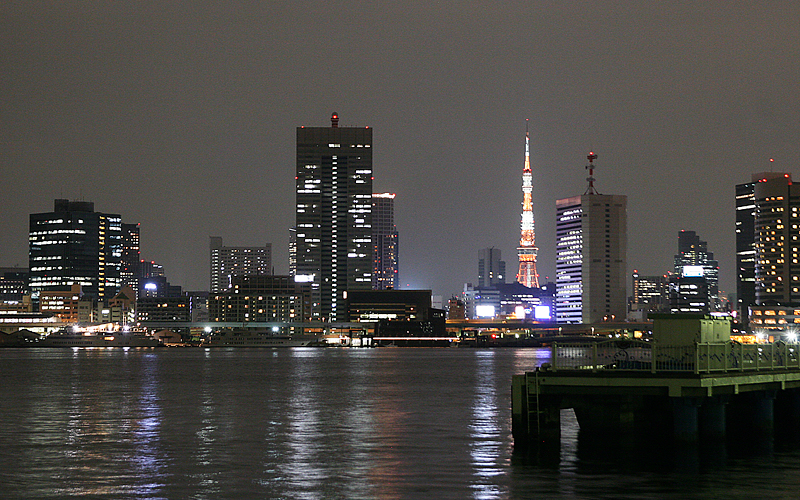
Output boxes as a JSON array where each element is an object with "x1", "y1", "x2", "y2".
[{"x1": 1, "y1": 347, "x2": 799, "y2": 499}]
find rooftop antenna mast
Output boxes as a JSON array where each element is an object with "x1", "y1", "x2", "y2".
[{"x1": 584, "y1": 151, "x2": 599, "y2": 195}]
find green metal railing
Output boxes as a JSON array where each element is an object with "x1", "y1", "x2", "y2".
[{"x1": 550, "y1": 340, "x2": 800, "y2": 374}]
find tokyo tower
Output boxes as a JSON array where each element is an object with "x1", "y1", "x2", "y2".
[{"x1": 517, "y1": 120, "x2": 540, "y2": 288}]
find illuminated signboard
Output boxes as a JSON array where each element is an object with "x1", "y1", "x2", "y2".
[
  {"x1": 534, "y1": 305, "x2": 551, "y2": 320},
  {"x1": 475, "y1": 305, "x2": 495, "y2": 318},
  {"x1": 682, "y1": 265, "x2": 704, "y2": 278}
]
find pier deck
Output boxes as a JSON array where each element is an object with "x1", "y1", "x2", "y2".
[{"x1": 512, "y1": 339, "x2": 800, "y2": 446}]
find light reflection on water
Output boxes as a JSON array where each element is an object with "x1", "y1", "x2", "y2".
[
  {"x1": 470, "y1": 350, "x2": 505, "y2": 499},
  {"x1": 3, "y1": 347, "x2": 800, "y2": 499}
]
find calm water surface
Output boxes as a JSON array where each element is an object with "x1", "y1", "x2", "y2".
[{"x1": 1, "y1": 347, "x2": 799, "y2": 499}]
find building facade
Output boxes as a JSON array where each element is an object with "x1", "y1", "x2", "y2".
[
  {"x1": 209, "y1": 237, "x2": 272, "y2": 293},
  {"x1": 372, "y1": 193, "x2": 399, "y2": 290},
  {"x1": 0, "y1": 268, "x2": 29, "y2": 304},
  {"x1": 295, "y1": 113, "x2": 373, "y2": 321},
  {"x1": 136, "y1": 297, "x2": 192, "y2": 323},
  {"x1": 555, "y1": 158, "x2": 627, "y2": 324},
  {"x1": 753, "y1": 173, "x2": 800, "y2": 307},
  {"x1": 39, "y1": 284, "x2": 93, "y2": 324},
  {"x1": 737, "y1": 172, "x2": 800, "y2": 338},
  {"x1": 120, "y1": 223, "x2": 140, "y2": 288},
  {"x1": 29, "y1": 199, "x2": 124, "y2": 304},
  {"x1": 208, "y1": 275, "x2": 310, "y2": 323},
  {"x1": 630, "y1": 272, "x2": 669, "y2": 315},
  {"x1": 736, "y1": 175, "x2": 761, "y2": 323}
]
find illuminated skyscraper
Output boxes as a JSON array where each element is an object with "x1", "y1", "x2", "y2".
[
  {"x1": 295, "y1": 113, "x2": 373, "y2": 321},
  {"x1": 120, "y1": 223, "x2": 140, "y2": 290},
  {"x1": 555, "y1": 153, "x2": 627, "y2": 324},
  {"x1": 752, "y1": 173, "x2": 799, "y2": 306},
  {"x1": 29, "y1": 199, "x2": 123, "y2": 303},
  {"x1": 671, "y1": 230, "x2": 719, "y2": 313},
  {"x1": 516, "y1": 120, "x2": 540, "y2": 288},
  {"x1": 735, "y1": 171, "x2": 789, "y2": 323},
  {"x1": 372, "y1": 193, "x2": 398, "y2": 290},
  {"x1": 740, "y1": 172, "x2": 800, "y2": 337}
]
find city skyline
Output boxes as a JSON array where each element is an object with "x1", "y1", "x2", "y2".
[{"x1": 2, "y1": 3, "x2": 799, "y2": 299}]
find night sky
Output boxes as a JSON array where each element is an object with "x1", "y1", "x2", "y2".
[{"x1": 3, "y1": 2, "x2": 799, "y2": 300}]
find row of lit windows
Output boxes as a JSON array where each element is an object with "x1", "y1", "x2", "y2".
[{"x1": 751, "y1": 318, "x2": 800, "y2": 325}]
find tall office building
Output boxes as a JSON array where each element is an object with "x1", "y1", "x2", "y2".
[
  {"x1": 295, "y1": 113, "x2": 373, "y2": 321},
  {"x1": 209, "y1": 237, "x2": 272, "y2": 293},
  {"x1": 753, "y1": 173, "x2": 800, "y2": 306},
  {"x1": 372, "y1": 193, "x2": 399, "y2": 290},
  {"x1": 555, "y1": 153, "x2": 627, "y2": 324},
  {"x1": 478, "y1": 247, "x2": 506, "y2": 287},
  {"x1": 29, "y1": 199, "x2": 124, "y2": 303},
  {"x1": 736, "y1": 172, "x2": 789, "y2": 323},
  {"x1": 671, "y1": 230, "x2": 720, "y2": 313},
  {"x1": 736, "y1": 177, "x2": 757, "y2": 322},
  {"x1": 120, "y1": 223, "x2": 140, "y2": 289},
  {"x1": 741, "y1": 172, "x2": 800, "y2": 336}
]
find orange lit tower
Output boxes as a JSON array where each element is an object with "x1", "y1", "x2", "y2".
[{"x1": 516, "y1": 120, "x2": 540, "y2": 288}]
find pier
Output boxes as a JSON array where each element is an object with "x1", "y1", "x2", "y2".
[{"x1": 512, "y1": 315, "x2": 800, "y2": 447}]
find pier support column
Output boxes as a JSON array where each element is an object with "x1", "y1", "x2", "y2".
[
  {"x1": 751, "y1": 390, "x2": 776, "y2": 438},
  {"x1": 699, "y1": 396, "x2": 728, "y2": 442},
  {"x1": 512, "y1": 375, "x2": 561, "y2": 447},
  {"x1": 672, "y1": 397, "x2": 700, "y2": 443},
  {"x1": 534, "y1": 395, "x2": 563, "y2": 445},
  {"x1": 775, "y1": 388, "x2": 800, "y2": 443},
  {"x1": 511, "y1": 375, "x2": 530, "y2": 444}
]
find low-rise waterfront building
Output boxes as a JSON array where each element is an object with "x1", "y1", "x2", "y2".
[
  {"x1": 209, "y1": 275, "x2": 310, "y2": 322},
  {"x1": 39, "y1": 284, "x2": 93, "y2": 324},
  {"x1": 136, "y1": 296, "x2": 192, "y2": 323}
]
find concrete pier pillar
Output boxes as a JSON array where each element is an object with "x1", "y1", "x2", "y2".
[
  {"x1": 534, "y1": 396, "x2": 562, "y2": 445},
  {"x1": 775, "y1": 388, "x2": 800, "y2": 443},
  {"x1": 512, "y1": 374, "x2": 561, "y2": 447},
  {"x1": 751, "y1": 390, "x2": 776, "y2": 438},
  {"x1": 699, "y1": 396, "x2": 727, "y2": 441},
  {"x1": 672, "y1": 398, "x2": 700, "y2": 443},
  {"x1": 511, "y1": 375, "x2": 530, "y2": 445}
]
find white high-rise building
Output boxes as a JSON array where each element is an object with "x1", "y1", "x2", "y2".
[{"x1": 555, "y1": 153, "x2": 627, "y2": 324}]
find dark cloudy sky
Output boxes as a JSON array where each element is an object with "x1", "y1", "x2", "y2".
[{"x1": 2, "y1": 2, "x2": 798, "y2": 299}]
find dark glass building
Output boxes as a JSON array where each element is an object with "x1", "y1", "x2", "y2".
[
  {"x1": 0, "y1": 267, "x2": 29, "y2": 303},
  {"x1": 372, "y1": 193, "x2": 398, "y2": 290},
  {"x1": 120, "y1": 222, "x2": 140, "y2": 292},
  {"x1": 735, "y1": 177, "x2": 758, "y2": 323},
  {"x1": 29, "y1": 199, "x2": 123, "y2": 303},
  {"x1": 295, "y1": 113, "x2": 373, "y2": 322}
]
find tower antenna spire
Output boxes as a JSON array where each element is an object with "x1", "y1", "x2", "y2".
[
  {"x1": 584, "y1": 151, "x2": 599, "y2": 195},
  {"x1": 516, "y1": 119, "x2": 540, "y2": 288}
]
